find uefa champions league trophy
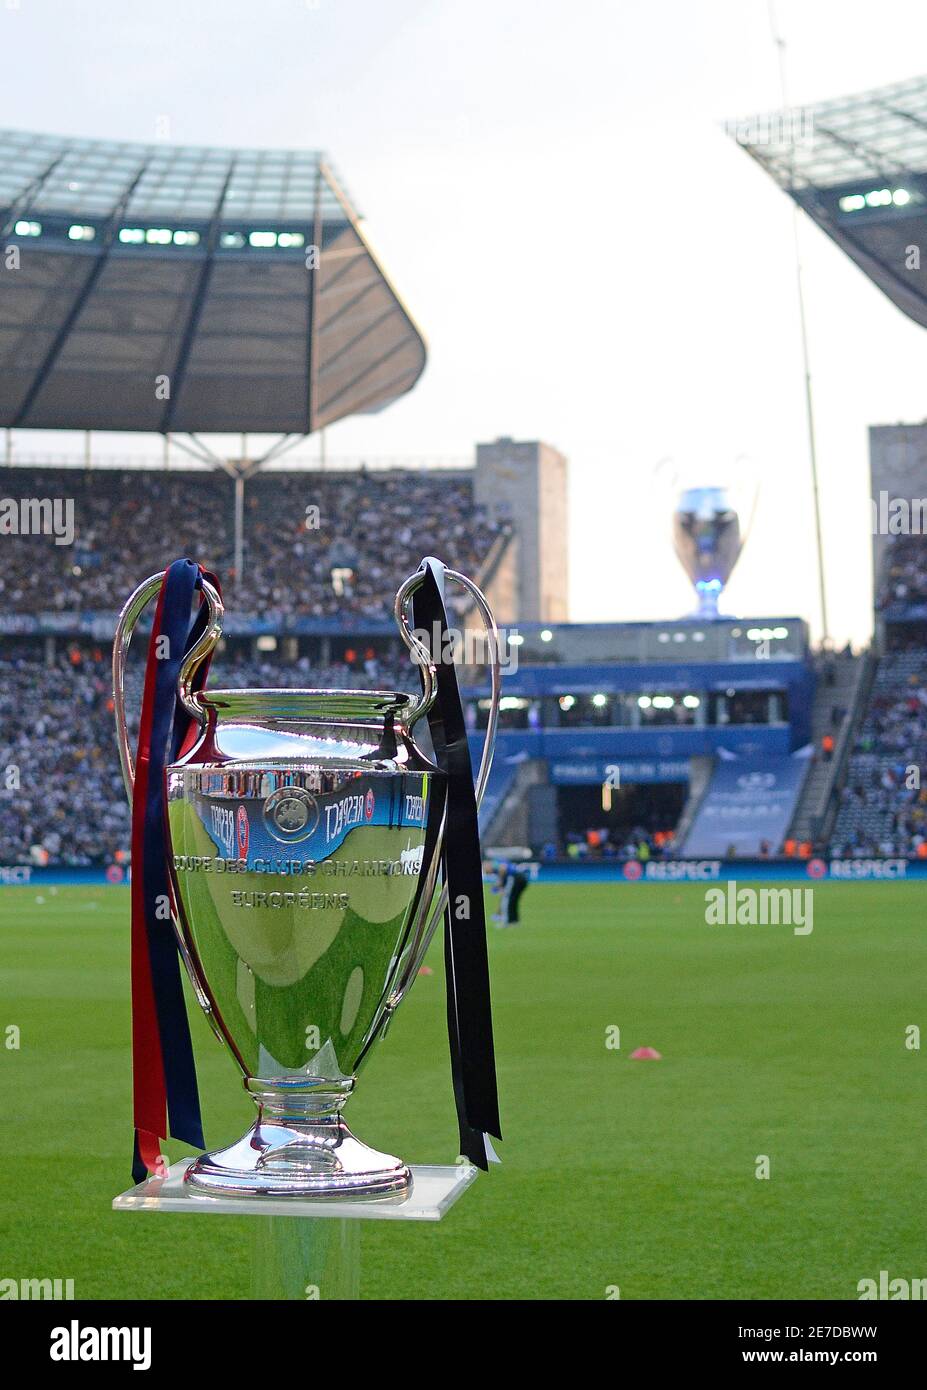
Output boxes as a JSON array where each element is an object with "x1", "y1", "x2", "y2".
[
  {"x1": 672, "y1": 486, "x2": 744, "y2": 618},
  {"x1": 112, "y1": 558, "x2": 501, "y2": 1201},
  {"x1": 654, "y1": 457, "x2": 758, "y2": 620}
]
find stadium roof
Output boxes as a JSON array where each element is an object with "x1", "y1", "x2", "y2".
[
  {"x1": 732, "y1": 74, "x2": 927, "y2": 331},
  {"x1": 0, "y1": 130, "x2": 426, "y2": 434}
]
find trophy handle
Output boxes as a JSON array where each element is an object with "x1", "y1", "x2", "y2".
[
  {"x1": 112, "y1": 570, "x2": 224, "y2": 801},
  {"x1": 386, "y1": 566, "x2": 502, "y2": 1010},
  {"x1": 393, "y1": 573, "x2": 438, "y2": 726},
  {"x1": 393, "y1": 566, "x2": 501, "y2": 806}
]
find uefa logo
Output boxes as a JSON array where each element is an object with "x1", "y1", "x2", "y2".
[
  {"x1": 736, "y1": 772, "x2": 776, "y2": 790},
  {"x1": 623, "y1": 861, "x2": 643, "y2": 881},
  {"x1": 236, "y1": 805, "x2": 249, "y2": 857},
  {"x1": 807, "y1": 857, "x2": 827, "y2": 879},
  {"x1": 262, "y1": 787, "x2": 320, "y2": 844},
  {"x1": 365, "y1": 788, "x2": 375, "y2": 821}
]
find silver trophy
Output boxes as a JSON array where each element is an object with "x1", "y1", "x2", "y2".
[
  {"x1": 672, "y1": 485, "x2": 744, "y2": 619},
  {"x1": 113, "y1": 564, "x2": 499, "y2": 1200}
]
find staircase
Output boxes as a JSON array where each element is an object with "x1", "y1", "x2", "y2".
[
  {"x1": 786, "y1": 652, "x2": 869, "y2": 844},
  {"x1": 480, "y1": 757, "x2": 547, "y2": 846},
  {"x1": 675, "y1": 756, "x2": 715, "y2": 850}
]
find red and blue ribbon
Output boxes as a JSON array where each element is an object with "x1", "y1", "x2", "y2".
[{"x1": 130, "y1": 559, "x2": 218, "y2": 1182}]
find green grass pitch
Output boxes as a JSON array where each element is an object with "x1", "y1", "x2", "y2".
[{"x1": 1, "y1": 880, "x2": 924, "y2": 1300}]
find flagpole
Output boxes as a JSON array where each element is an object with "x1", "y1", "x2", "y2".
[{"x1": 768, "y1": 0, "x2": 830, "y2": 643}]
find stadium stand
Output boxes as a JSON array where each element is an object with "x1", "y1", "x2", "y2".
[
  {"x1": 0, "y1": 646, "x2": 421, "y2": 866},
  {"x1": 875, "y1": 532, "x2": 927, "y2": 612},
  {"x1": 21, "y1": 461, "x2": 927, "y2": 870},
  {"x1": 828, "y1": 528, "x2": 927, "y2": 858},
  {"x1": 0, "y1": 648, "x2": 127, "y2": 866},
  {"x1": 830, "y1": 646, "x2": 927, "y2": 857},
  {"x1": 242, "y1": 471, "x2": 505, "y2": 619},
  {"x1": 0, "y1": 466, "x2": 508, "y2": 618},
  {"x1": 0, "y1": 462, "x2": 510, "y2": 865}
]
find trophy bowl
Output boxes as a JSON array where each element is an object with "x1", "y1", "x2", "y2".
[
  {"x1": 113, "y1": 564, "x2": 500, "y2": 1200},
  {"x1": 672, "y1": 485, "x2": 743, "y2": 619}
]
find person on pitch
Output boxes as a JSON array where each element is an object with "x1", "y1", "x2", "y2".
[{"x1": 488, "y1": 859, "x2": 530, "y2": 927}]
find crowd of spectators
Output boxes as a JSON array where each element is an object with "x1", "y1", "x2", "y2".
[
  {"x1": 824, "y1": 529, "x2": 927, "y2": 856},
  {"x1": 875, "y1": 533, "x2": 927, "y2": 613},
  {"x1": 543, "y1": 826, "x2": 677, "y2": 862},
  {"x1": 0, "y1": 644, "x2": 425, "y2": 866},
  {"x1": 0, "y1": 647, "x2": 128, "y2": 866},
  {"x1": 240, "y1": 471, "x2": 506, "y2": 619},
  {"x1": 0, "y1": 466, "x2": 508, "y2": 620},
  {"x1": 0, "y1": 468, "x2": 227, "y2": 614},
  {"x1": 830, "y1": 647, "x2": 927, "y2": 858},
  {"x1": 215, "y1": 649, "x2": 413, "y2": 694},
  {"x1": 0, "y1": 463, "x2": 509, "y2": 863}
]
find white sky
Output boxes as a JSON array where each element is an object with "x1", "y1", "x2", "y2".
[{"x1": 4, "y1": 0, "x2": 927, "y2": 644}]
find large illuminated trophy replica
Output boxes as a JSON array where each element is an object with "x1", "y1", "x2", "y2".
[
  {"x1": 672, "y1": 486, "x2": 745, "y2": 619},
  {"x1": 113, "y1": 560, "x2": 500, "y2": 1200}
]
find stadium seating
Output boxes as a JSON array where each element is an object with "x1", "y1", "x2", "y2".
[
  {"x1": 0, "y1": 466, "x2": 506, "y2": 618},
  {"x1": 875, "y1": 532, "x2": 927, "y2": 612},
  {"x1": 825, "y1": 530, "x2": 927, "y2": 858},
  {"x1": 241, "y1": 471, "x2": 505, "y2": 618},
  {"x1": 830, "y1": 648, "x2": 927, "y2": 857},
  {"x1": 0, "y1": 468, "x2": 228, "y2": 615},
  {"x1": 0, "y1": 649, "x2": 124, "y2": 865},
  {"x1": 0, "y1": 647, "x2": 421, "y2": 866},
  {"x1": 0, "y1": 462, "x2": 510, "y2": 865}
]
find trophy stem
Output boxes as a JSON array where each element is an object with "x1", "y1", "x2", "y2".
[
  {"x1": 184, "y1": 1081, "x2": 411, "y2": 1201},
  {"x1": 251, "y1": 1215, "x2": 361, "y2": 1300},
  {"x1": 694, "y1": 583, "x2": 722, "y2": 619}
]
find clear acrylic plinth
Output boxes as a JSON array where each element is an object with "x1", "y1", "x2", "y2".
[
  {"x1": 112, "y1": 1160, "x2": 478, "y2": 1299},
  {"x1": 112, "y1": 1158, "x2": 477, "y2": 1221}
]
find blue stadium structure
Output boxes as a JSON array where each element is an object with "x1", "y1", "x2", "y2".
[{"x1": 467, "y1": 616, "x2": 818, "y2": 862}]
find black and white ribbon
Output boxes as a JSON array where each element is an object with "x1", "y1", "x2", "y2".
[{"x1": 411, "y1": 558, "x2": 502, "y2": 1168}]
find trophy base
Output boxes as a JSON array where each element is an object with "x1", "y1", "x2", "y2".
[{"x1": 184, "y1": 1115, "x2": 411, "y2": 1201}]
